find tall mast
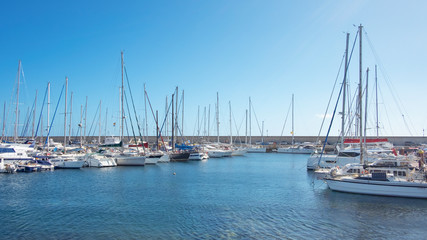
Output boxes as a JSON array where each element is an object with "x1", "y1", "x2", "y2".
[
  {"x1": 80, "y1": 105, "x2": 82, "y2": 148},
  {"x1": 47, "y1": 82, "x2": 50, "y2": 150},
  {"x1": 182, "y1": 90, "x2": 184, "y2": 138},
  {"x1": 69, "y1": 92, "x2": 73, "y2": 144},
  {"x1": 14, "y1": 60, "x2": 21, "y2": 142},
  {"x1": 249, "y1": 97, "x2": 252, "y2": 145},
  {"x1": 64, "y1": 77, "x2": 68, "y2": 153},
  {"x1": 165, "y1": 96, "x2": 168, "y2": 139},
  {"x1": 291, "y1": 94, "x2": 295, "y2": 146},
  {"x1": 2, "y1": 102, "x2": 6, "y2": 141},
  {"x1": 375, "y1": 65, "x2": 379, "y2": 138},
  {"x1": 341, "y1": 33, "x2": 350, "y2": 148},
  {"x1": 99, "y1": 100, "x2": 102, "y2": 144},
  {"x1": 203, "y1": 106, "x2": 207, "y2": 138},
  {"x1": 32, "y1": 90, "x2": 38, "y2": 139},
  {"x1": 144, "y1": 83, "x2": 148, "y2": 142},
  {"x1": 175, "y1": 87, "x2": 178, "y2": 140},
  {"x1": 364, "y1": 68, "x2": 369, "y2": 152},
  {"x1": 156, "y1": 110, "x2": 159, "y2": 150},
  {"x1": 84, "y1": 96, "x2": 87, "y2": 144},
  {"x1": 261, "y1": 120, "x2": 264, "y2": 143},
  {"x1": 171, "y1": 93, "x2": 174, "y2": 151},
  {"x1": 358, "y1": 24, "x2": 364, "y2": 164},
  {"x1": 104, "y1": 108, "x2": 108, "y2": 138},
  {"x1": 229, "y1": 101, "x2": 232, "y2": 145},
  {"x1": 245, "y1": 109, "x2": 248, "y2": 145},
  {"x1": 208, "y1": 104, "x2": 210, "y2": 141},
  {"x1": 216, "y1": 92, "x2": 219, "y2": 144},
  {"x1": 197, "y1": 105, "x2": 200, "y2": 137},
  {"x1": 121, "y1": 51, "x2": 124, "y2": 141}
]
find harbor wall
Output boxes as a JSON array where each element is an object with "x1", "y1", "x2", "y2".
[{"x1": 42, "y1": 135, "x2": 427, "y2": 147}]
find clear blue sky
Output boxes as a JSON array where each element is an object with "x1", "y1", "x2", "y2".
[{"x1": 1, "y1": 0, "x2": 427, "y2": 139}]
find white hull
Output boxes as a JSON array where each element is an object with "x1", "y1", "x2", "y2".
[
  {"x1": 51, "y1": 159, "x2": 85, "y2": 169},
  {"x1": 277, "y1": 147, "x2": 313, "y2": 154},
  {"x1": 247, "y1": 147, "x2": 266, "y2": 153},
  {"x1": 84, "y1": 154, "x2": 117, "y2": 167},
  {"x1": 325, "y1": 177, "x2": 427, "y2": 198},
  {"x1": 231, "y1": 149, "x2": 247, "y2": 156},
  {"x1": 145, "y1": 156, "x2": 159, "y2": 165},
  {"x1": 115, "y1": 155, "x2": 146, "y2": 166},
  {"x1": 208, "y1": 150, "x2": 232, "y2": 158},
  {"x1": 157, "y1": 154, "x2": 170, "y2": 163},
  {"x1": 189, "y1": 152, "x2": 209, "y2": 160}
]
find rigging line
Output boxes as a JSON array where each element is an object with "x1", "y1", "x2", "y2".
[
  {"x1": 124, "y1": 90, "x2": 139, "y2": 151},
  {"x1": 250, "y1": 101, "x2": 263, "y2": 136},
  {"x1": 44, "y1": 84, "x2": 65, "y2": 147},
  {"x1": 87, "y1": 102, "x2": 100, "y2": 137},
  {"x1": 378, "y1": 86, "x2": 394, "y2": 136},
  {"x1": 232, "y1": 112, "x2": 244, "y2": 145},
  {"x1": 364, "y1": 29, "x2": 416, "y2": 135},
  {"x1": 124, "y1": 66, "x2": 144, "y2": 142},
  {"x1": 144, "y1": 89, "x2": 167, "y2": 150},
  {"x1": 124, "y1": 111, "x2": 131, "y2": 142},
  {"x1": 280, "y1": 99, "x2": 292, "y2": 139},
  {"x1": 34, "y1": 84, "x2": 48, "y2": 140},
  {"x1": 317, "y1": 75, "x2": 345, "y2": 166},
  {"x1": 316, "y1": 52, "x2": 345, "y2": 142}
]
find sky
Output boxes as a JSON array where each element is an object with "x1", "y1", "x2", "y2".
[{"x1": 1, "y1": 0, "x2": 427, "y2": 139}]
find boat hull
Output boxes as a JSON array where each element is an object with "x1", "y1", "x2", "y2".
[
  {"x1": 115, "y1": 156, "x2": 146, "y2": 166},
  {"x1": 325, "y1": 178, "x2": 427, "y2": 198}
]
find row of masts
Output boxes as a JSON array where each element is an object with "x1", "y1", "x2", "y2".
[{"x1": 4, "y1": 52, "x2": 289, "y2": 151}]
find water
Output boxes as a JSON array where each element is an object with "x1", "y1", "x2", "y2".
[{"x1": 1, "y1": 153, "x2": 426, "y2": 239}]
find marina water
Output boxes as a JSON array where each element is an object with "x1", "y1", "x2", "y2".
[{"x1": 1, "y1": 153, "x2": 426, "y2": 239}]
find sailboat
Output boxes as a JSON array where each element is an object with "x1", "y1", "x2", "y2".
[
  {"x1": 277, "y1": 94, "x2": 315, "y2": 154},
  {"x1": 306, "y1": 30, "x2": 394, "y2": 170},
  {"x1": 114, "y1": 51, "x2": 145, "y2": 166},
  {"x1": 246, "y1": 97, "x2": 266, "y2": 153},
  {"x1": 324, "y1": 25, "x2": 427, "y2": 198}
]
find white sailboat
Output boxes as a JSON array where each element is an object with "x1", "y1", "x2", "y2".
[
  {"x1": 277, "y1": 94, "x2": 315, "y2": 154},
  {"x1": 324, "y1": 25, "x2": 427, "y2": 198}
]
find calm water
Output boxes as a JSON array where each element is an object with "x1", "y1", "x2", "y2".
[{"x1": 1, "y1": 153, "x2": 427, "y2": 239}]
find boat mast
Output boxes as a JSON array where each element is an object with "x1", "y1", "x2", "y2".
[
  {"x1": 341, "y1": 33, "x2": 350, "y2": 148},
  {"x1": 208, "y1": 104, "x2": 210, "y2": 141},
  {"x1": 80, "y1": 105, "x2": 83, "y2": 148},
  {"x1": 155, "y1": 110, "x2": 159, "y2": 150},
  {"x1": 261, "y1": 120, "x2": 264, "y2": 143},
  {"x1": 64, "y1": 77, "x2": 68, "y2": 153},
  {"x1": 69, "y1": 92, "x2": 73, "y2": 144},
  {"x1": 358, "y1": 24, "x2": 364, "y2": 164},
  {"x1": 2, "y1": 102, "x2": 6, "y2": 141},
  {"x1": 245, "y1": 109, "x2": 248, "y2": 145},
  {"x1": 364, "y1": 68, "x2": 369, "y2": 152},
  {"x1": 165, "y1": 96, "x2": 168, "y2": 139},
  {"x1": 144, "y1": 83, "x2": 148, "y2": 143},
  {"x1": 14, "y1": 60, "x2": 21, "y2": 142},
  {"x1": 291, "y1": 94, "x2": 294, "y2": 146},
  {"x1": 121, "y1": 51, "x2": 124, "y2": 141},
  {"x1": 197, "y1": 105, "x2": 200, "y2": 137},
  {"x1": 32, "y1": 90, "x2": 38, "y2": 139},
  {"x1": 249, "y1": 97, "x2": 252, "y2": 146},
  {"x1": 171, "y1": 93, "x2": 174, "y2": 151},
  {"x1": 229, "y1": 101, "x2": 232, "y2": 145},
  {"x1": 182, "y1": 90, "x2": 184, "y2": 138},
  {"x1": 99, "y1": 100, "x2": 102, "y2": 144},
  {"x1": 203, "y1": 106, "x2": 206, "y2": 138},
  {"x1": 216, "y1": 92, "x2": 219, "y2": 144},
  {"x1": 84, "y1": 96, "x2": 87, "y2": 144},
  {"x1": 375, "y1": 65, "x2": 379, "y2": 138},
  {"x1": 175, "y1": 87, "x2": 178, "y2": 141},
  {"x1": 47, "y1": 82, "x2": 50, "y2": 150}
]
